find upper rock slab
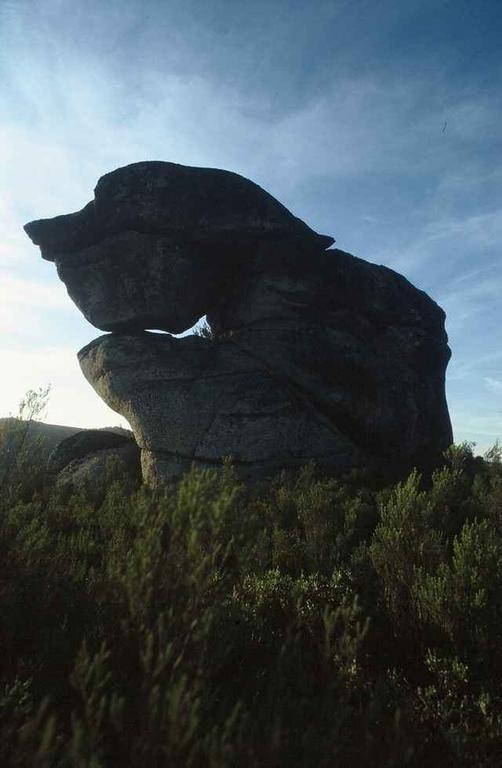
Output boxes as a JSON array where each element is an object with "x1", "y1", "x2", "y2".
[{"x1": 24, "y1": 161, "x2": 334, "y2": 261}]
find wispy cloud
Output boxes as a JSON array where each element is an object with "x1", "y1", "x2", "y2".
[
  {"x1": 484, "y1": 377, "x2": 502, "y2": 392},
  {"x1": 0, "y1": 274, "x2": 68, "y2": 310},
  {"x1": 0, "y1": 272, "x2": 74, "y2": 342},
  {"x1": 378, "y1": 208, "x2": 502, "y2": 278}
]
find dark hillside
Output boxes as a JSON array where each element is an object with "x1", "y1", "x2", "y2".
[
  {"x1": 0, "y1": 418, "x2": 131, "y2": 450},
  {"x1": 0, "y1": 418, "x2": 83, "y2": 453}
]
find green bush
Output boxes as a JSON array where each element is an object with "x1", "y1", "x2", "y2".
[{"x1": 1, "y1": 446, "x2": 502, "y2": 766}]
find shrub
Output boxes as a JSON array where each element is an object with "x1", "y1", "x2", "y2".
[{"x1": 0, "y1": 446, "x2": 502, "y2": 765}]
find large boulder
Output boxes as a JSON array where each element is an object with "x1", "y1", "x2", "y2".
[
  {"x1": 24, "y1": 161, "x2": 453, "y2": 484},
  {"x1": 47, "y1": 428, "x2": 136, "y2": 474},
  {"x1": 78, "y1": 329, "x2": 362, "y2": 484},
  {"x1": 24, "y1": 162, "x2": 333, "y2": 259},
  {"x1": 24, "y1": 162, "x2": 333, "y2": 334},
  {"x1": 48, "y1": 429, "x2": 141, "y2": 500}
]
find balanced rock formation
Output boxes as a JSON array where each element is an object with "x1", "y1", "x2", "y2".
[{"x1": 24, "y1": 161, "x2": 453, "y2": 484}]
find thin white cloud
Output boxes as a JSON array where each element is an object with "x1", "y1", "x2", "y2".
[
  {"x1": 379, "y1": 208, "x2": 502, "y2": 277},
  {"x1": 426, "y1": 210, "x2": 502, "y2": 250},
  {"x1": 484, "y1": 377, "x2": 502, "y2": 392},
  {"x1": 0, "y1": 272, "x2": 72, "y2": 342},
  {"x1": 0, "y1": 273, "x2": 68, "y2": 309},
  {"x1": 448, "y1": 349, "x2": 502, "y2": 382}
]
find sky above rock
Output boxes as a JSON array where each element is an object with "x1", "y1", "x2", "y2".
[{"x1": 1, "y1": 0, "x2": 501, "y2": 450}]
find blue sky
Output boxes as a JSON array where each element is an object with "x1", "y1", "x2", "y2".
[{"x1": 1, "y1": 0, "x2": 501, "y2": 450}]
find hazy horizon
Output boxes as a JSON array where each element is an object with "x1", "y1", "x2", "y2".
[{"x1": 1, "y1": 0, "x2": 501, "y2": 451}]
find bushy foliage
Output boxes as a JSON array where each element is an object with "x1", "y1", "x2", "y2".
[
  {"x1": 0, "y1": 386, "x2": 51, "y2": 501},
  {"x1": 1, "y1": 443, "x2": 502, "y2": 766}
]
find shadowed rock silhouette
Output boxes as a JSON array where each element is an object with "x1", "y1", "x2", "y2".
[{"x1": 25, "y1": 161, "x2": 452, "y2": 484}]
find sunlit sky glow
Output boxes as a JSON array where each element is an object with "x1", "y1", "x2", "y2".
[{"x1": 1, "y1": 0, "x2": 501, "y2": 450}]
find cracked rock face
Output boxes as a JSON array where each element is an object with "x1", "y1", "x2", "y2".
[{"x1": 24, "y1": 161, "x2": 453, "y2": 484}]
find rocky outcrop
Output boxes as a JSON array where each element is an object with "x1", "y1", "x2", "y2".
[
  {"x1": 47, "y1": 428, "x2": 137, "y2": 474},
  {"x1": 24, "y1": 161, "x2": 453, "y2": 484},
  {"x1": 48, "y1": 429, "x2": 141, "y2": 499}
]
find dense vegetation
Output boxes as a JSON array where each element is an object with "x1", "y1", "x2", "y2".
[{"x1": 1, "y1": 410, "x2": 502, "y2": 766}]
